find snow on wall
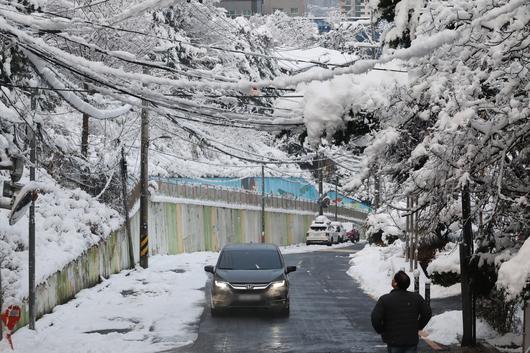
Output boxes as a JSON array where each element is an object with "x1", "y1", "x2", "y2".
[{"x1": 0, "y1": 172, "x2": 122, "y2": 307}]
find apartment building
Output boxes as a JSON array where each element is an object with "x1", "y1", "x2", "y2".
[
  {"x1": 218, "y1": 0, "x2": 306, "y2": 17},
  {"x1": 217, "y1": 0, "x2": 263, "y2": 17},
  {"x1": 339, "y1": 0, "x2": 369, "y2": 17},
  {"x1": 262, "y1": 0, "x2": 306, "y2": 16}
]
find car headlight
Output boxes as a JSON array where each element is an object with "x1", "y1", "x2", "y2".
[
  {"x1": 271, "y1": 280, "x2": 286, "y2": 289},
  {"x1": 214, "y1": 280, "x2": 229, "y2": 290}
]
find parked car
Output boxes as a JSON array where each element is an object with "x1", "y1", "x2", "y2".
[
  {"x1": 345, "y1": 228, "x2": 360, "y2": 243},
  {"x1": 306, "y1": 216, "x2": 339, "y2": 245},
  {"x1": 204, "y1": 243, "x2": 296, "y2": 317},
  {"x1": 330, "y1": 222, "x2": 346, "y2": 243}
]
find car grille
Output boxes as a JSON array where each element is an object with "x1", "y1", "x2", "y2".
[{"x1": 229, "y1": 283, "x2": 270, "y2": 290}]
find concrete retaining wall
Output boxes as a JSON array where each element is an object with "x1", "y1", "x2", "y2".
[{"x1": 16, "y1": 183, "x2": 366, "y2": 329}]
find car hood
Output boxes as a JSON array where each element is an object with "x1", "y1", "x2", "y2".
[{"x1": 215, "y1": 269, "x2": 284, "y2": 284}]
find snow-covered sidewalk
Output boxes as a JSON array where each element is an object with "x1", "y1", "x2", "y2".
[
  {"x1": 346, "y1": 240, "x2": 460, "y2": 300},
  {"x1": 9, "y1": 242, "x2": 349, "y2": 353},
  {"x1": 11, "y1": 252, "x2": 217, "y2": 353},
  {"x1": 345, "y1": 241, "x2": 504, "y2": 347}
]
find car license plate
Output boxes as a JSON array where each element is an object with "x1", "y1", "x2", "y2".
[{"x1": 239, "y1": 294, "x2": 260, "y2": 301}]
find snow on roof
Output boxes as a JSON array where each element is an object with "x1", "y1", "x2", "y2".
[{"x1": 275, "y1": 46, "x2": 358, "y2": 73}]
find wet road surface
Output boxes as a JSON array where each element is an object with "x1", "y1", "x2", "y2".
[{"x1": 164, "y1": 244, "x2": 457, "y2": 353}]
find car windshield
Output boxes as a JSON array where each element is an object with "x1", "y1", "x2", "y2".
[
  {"x1": 217, "y1": 249, "x2": 282, "y2": 270},
  {"x1": 310, "y1": 225, "x2": 327, "y2": 231}
]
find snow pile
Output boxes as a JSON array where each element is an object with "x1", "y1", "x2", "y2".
[
  {"x1": 347, "y1": 241, "x2": 460, "y2": 299},
  {"x1": 424, "y1": 310, "x2": 497, "y2": 345},
  {"x1": 281, "y1": 241, "x2": 356, "y2": 254},
  {"x1": 497, "y1": 237, "x2": 530, "y2": 300},
  {"x1": 427, "y1": 244, "x2": 460, "y2": 275},
  {"x1": 0, "y1": 172, "x2": 122, "y2": 304},
  {"x1": 11, "y1": 252, "x2": 218, "y2": 353},
  {"x1": 487, "y1": 332, "x2": 523, "y2": 353},
  {"x1": 365, "y1": 210, "x2": 404, "y2": 239}
]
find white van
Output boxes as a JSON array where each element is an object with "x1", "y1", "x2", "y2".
[{"x1": 306, "y1": 216, "x2": 339, "y2": 246}]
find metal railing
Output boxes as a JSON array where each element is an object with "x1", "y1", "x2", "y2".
[{"x1": 151, "y1": 180, "x2": 368, "y2": 220}]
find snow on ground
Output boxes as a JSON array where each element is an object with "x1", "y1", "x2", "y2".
[
  {"x1": 346, "y1": 240, "x2": 461, "y2": 300},
  {"x1": 11, "y1": 252, "x2": 218, "y2": 353},
  {"x1": 280, "y1": 241, "x2": 356, "y2": 254},
  {"x1": 486, "y1": 333, "x2": 523, "y2": 353},
  {"x1": 424, "y1": 310, "x2": 497, "y2": 345},
  {"x1": 9, "y1": 242, "x2": 349, "y2": 353}
]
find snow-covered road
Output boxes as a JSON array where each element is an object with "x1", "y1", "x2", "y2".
[{"x1": 10, "y1": 242, "x2": 352, "y2": 353}]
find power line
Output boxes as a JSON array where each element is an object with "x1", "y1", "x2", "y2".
[
  {"x1": 5, "y1": 34, "x2": 302, "y2": 130},
  {"x1": 22, "y1": 7, "x2": 365, "y2": 69},
  {"x1": 0, "y1": 81, "x2": 304, "y2": 99}
]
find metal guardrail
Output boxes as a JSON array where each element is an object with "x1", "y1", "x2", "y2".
[{"x1": 150, "y1": 181, "x2": 368, "y2": 220}]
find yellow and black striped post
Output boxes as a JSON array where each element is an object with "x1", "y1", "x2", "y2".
[{"x1": 139, "y1": 86, "x2": 149, "y2": 269}]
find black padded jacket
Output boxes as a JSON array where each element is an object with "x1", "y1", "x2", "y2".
[{"x1": 371, "y1": 289, "x2": 432, "y2": 346}]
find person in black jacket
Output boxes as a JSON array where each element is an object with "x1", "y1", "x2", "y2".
[{"x1": 371, "y1": 271, "x2": 432, "y2": 353}]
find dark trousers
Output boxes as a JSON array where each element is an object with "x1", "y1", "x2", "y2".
[{"x1": 387, "y1": 345, "x2": 417, "y2": 353}]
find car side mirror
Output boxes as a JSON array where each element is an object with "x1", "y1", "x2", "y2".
[
  {"x1": 286, "y1": 266, "x2": 297, "y2": 274},
  {"x1": 204, "y1": 265, "x2": 215, "y2": 273}
]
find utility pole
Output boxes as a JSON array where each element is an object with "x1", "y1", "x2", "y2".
[
  {"x1": 261, "y1": 164, "x2": 265, "y2": 243},
  {"x1": 120, "y1": 147, "x2": 135, "y2": 267},
  {"x1": 81, "y1": 84, "x2": 89, "y2": 158},
  {"x1": 139, "y1": 87, "x2": 149, "y2": 269},
  {"x1": 28, "y1": 92, "x2": 36, "y2": 330},
  {"x1": 409, "y1": 196, "x2": 414, "y2": 272},
  {"x1": 374, "y1": 173, "x2": 380, "y2": 209},
  {"x1": 318, "y1": 154, "x2": 323, "y2": 216},
  {"x1": 460, "y1": 182, "x2": 476, "y2": 346},
  {"x1": 334, "y1": 176, "x2": 338, "y2": 221},
  {"x1": 0, "y1": 258, "x2": 3, "y2": 340},
  {"x1": 405, "y1": 196, "x2": 410, "y2": 261},
  {"x1": 414, "y1": 196, "x2": 419, "y2": 270},
  {"x1": 370, "y1": 9, "x2": 381, "y2": 211}
]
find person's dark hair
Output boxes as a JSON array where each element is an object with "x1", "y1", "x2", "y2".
[{"x1": 394, "y1": 271, "x2": 410, "y2": 290}]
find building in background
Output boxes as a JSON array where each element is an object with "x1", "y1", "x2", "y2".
[
  {"x1": 218, "y1": 0, "x2": 306, "y2": 17},
  {"x1": 306, "y1": 0, "x2": 338, "y2": 17},
  {"x1": 339, "y1": 0, "x2": 369, "y2": 17},
  {"x1": 217, "y1": 0, "x2": 263, "y2": 17},
  {"x1": 262, "y1": 0, "x2": 306, "y2": 16}
]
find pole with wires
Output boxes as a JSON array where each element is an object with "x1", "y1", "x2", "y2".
[
  {"x1": 28, "y1": 91, "x2": 36, "y2": 330},
  {"x1": 318, "y1": 153, "x2": 323, "y2": 216},
  {"x1": 261, "y1": 164, "x2": 265, "y2": 243},
  {"x1": 334, "y1": 175, "x2": 338, "y2": 221},
  {"x1": 120, "y1": 147, "x2": 135, "y2": 268},
  {"x1": 139, "y1": 71, "x2": 149, "y2": 269}
]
